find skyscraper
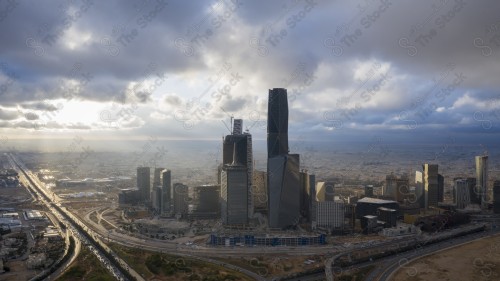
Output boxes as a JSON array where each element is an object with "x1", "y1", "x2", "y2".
[
  {"x1": 385, "y1": 174, "x2": 409, "y2": 202},
  {"x1": 267, "y1": 88, "x2": 289, "y2": 158},
  {"x1": 494, "y1": 181, "x2": 500, "y2": 214},
  {"x1": 467, "y1": 177, "x2": 480, "y2": 205},
  {"x1": 222, "y1": 118, "x2": 253, "y2": 219},
  {"x1": 423, "y1": 164, "x2": 439, "y2": 208},
  {"x1": 161, "y1": 169, "x2": 171, "y2": 216},
  {"x1": 137, "y1": 167, "x2": 150, "y2": 202},
  {"x1": 415, "y1": 171, "x2": 425, "y2": 208},
  {"x1": 267, "y1": 88, "x2": 300, "y2": 229},
  {"x1": 221, "y1": 144, "x2": 249, "y2": 225},
  {"x1": 438, "y1": 174, "x2": 444, "y2": 203},
  {"x1": 454, "y1": 179, "x2": 470, "y2": 209},
  {"x1": 476, "y1": 155, "x2": 489, "y2": 209},
  {"x1": 173, "y1": 183, "x2": 188, "y2": 218},
  {"x1": 300, "y1": 170, "x2": 315, "y2": 221}
]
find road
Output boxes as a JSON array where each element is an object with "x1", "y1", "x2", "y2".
[
  {"x1": 374, "y1": 229, "x2": 500, "y2": 281},
  {"x1": 7, "y1": 153, "x2": 143, "y2": 281}
]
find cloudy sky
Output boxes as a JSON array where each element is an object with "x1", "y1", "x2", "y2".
[{"x1": 1, "y1": 0, "x2": 500, "y2": 149}]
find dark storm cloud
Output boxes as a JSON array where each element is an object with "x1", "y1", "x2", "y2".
[{"x1": 1, "y1": 0, "x2": 499, "y2": 141}]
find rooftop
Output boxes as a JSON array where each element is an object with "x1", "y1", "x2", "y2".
[{"x1": 358, "y1": 197, "x2": 397, "y2": 204}]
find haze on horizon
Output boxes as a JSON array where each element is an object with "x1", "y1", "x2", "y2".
[{"x1": 1, "y1": 0, "x2": 500, "y2": 152}]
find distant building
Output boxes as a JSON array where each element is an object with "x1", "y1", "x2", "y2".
[
  {"x1": 151, "y1": 186, "x2": 162, "y2": 213},
  {"x1": 385, "y1": 173, "x2": 410, "y2": 203},
  {"x1": 223, "y1": 119, "x2": 253, "y2": 219},
  {"x1": 356, "y1": 197, "x2": 399, "y2": 219},
  {"x1": 118, "y1": 188, "x2": 141, "y2": 205},
  {"x1": 377, "y1": 207, "x2": 397, "y2": 228},
  {"x1": 252, "y1": 170, "x2": 267, "y2": 212},
  {"x1": 161, "y1": 169, "x2": 171, "y2": 216},
  {"x1": 364, "y1": 185, "x2": 374, "y2": 197},
  {"x1": 173, "y1": 183, "x2": 189, "y2": 218},
  {"x1": 221, "y1": 144, "x2": 249, "y2": 225},
  {"x1": 476, "y1": 155, "x2": 489, "y2": 209},
  {"x1": 438, "y1": 174, "x2": 444, "y2": 204},
  {"x1": 316, "y1": 182, "x2": 334, "y2": 202},
  {"x1": 454, "y1": 179, "x2": 470, "y2": 209},
  {"x1": 494, "y1": 181, "x2": 500, "y2": 214},
  {"x1": 190, "y1": 185, "x2": 220, "y2": 219},
  {"x1": 467, "y1": 177, "x2": 480, "y2": 205},
  {"x1": 423, "y1": 164, "x2": 439, "y2": 208},
  {"x1": 300, "y1": 170, "x2": 315, "y2": 221},
  {"x1": 415, "y1": 171, "x2": 425, "y2": 208},
  {"x1": 137, "y1": 167, "x2": 150, "y2": 202},
  {"x1": 314, "y1": 200, "x2": 344, "y2": 230}
]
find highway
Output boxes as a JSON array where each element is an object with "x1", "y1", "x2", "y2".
[
  {"x1": 373, "y1": 228, "x2": 500, "y2": 281},
  {"x1": 7, "y1": 153, "x2": 143, "y2": 281}
]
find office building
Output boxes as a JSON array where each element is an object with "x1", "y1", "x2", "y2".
[
  {"x1": 221, "y1": 144, "x2": 249, "y2": 225},
  {"x1": 423, "y1": 164, "x2": 439, "y2": 208},
  {"x1": 267, "y1": 88, "x2": 289, "y2": 158},
  {"x1": 300, "y1": 170, "x2": 315, "y2": 221},
  {"x1": 316, "y1": 181, "x2": 335, "y2": 202},
  {"x1": 364, "y1": 185, "x2": 374, "y2": 197},
  {"x1": 438, "y1": 174, "x2": 444, "y2": 204},
  {"x1": 467, "y1": 177, "x2": 480, "y2": 205},
  {"x1": 494, "y1": 181, "x2": 500, "y2": 214},
  {"x1": 415, "y1": 171, "x2": 425, "y2": 208},
  {"x1": 137, "y1": 167, "x2": 150, "y2": 202},
  {"x1": 222, "y1": 119, "x2": 253, "y2": 218},
  {"x1": 454, "y1": 179, "x2": 470, "y2": 209},
  {"x1": 161, "y1": 169, "x2": 171, "y2": 216},
  {"x1": 268, "y1": 153, "x2": 300, "y2": 228},
  {"x1": 267, "y1": 88, "x2": 301, "y2": 229},
  {"x1": 314, "y1": 200, "x2": 345, "y2": 230},
  {"x1": 173, "y1": 183, "x2": 189, "y2": 218},
  {"x1": 476, "y1": 155, "x2": 489, "y2": 209},
  {"x1": 190, "y1": 185, "x2": 220, "y2": 219},
  {"x1": 355, "y1": 197, "x2": 399, "y2": 219},
  {"x1": 377, "y1": 207, "x2": 397, "y2": 228},
  {"x1": 253, "y1": 170, "x2": 268, "y2": 212},
  {"x1": 151, "y1": 186, "x2": 162, "y2": 213},
  {"x1": 385, "y1": 174, "x2": 410, "y2": 203}
]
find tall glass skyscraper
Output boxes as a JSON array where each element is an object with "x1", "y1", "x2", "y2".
[
  {"x1": 267, "y1": 88, "x2": 300, "y2": 229},
  {"x1": 267, "y1": 88, "x2": 289, "y2": 158},
  {"x1": 137, "y1": 166, "x2": 150, "y2": 202},
  {"x1": 476, "y1": 155, "x2": 489, "y2": 209}
]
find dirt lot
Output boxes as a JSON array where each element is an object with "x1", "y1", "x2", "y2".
[{"x1": 391, "y1": 233, "x2": 500, "y2": 281}]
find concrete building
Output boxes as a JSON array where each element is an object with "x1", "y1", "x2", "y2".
[
  {"x1": 385, "y1": 173, "x2": 410, "y2": 203},
  {"x1": 494, "y1": 181, "x2": 500, "y2": 214},
  {"x1": 356, "y1": 197, "x2": 399, "y2": 219},
  {"x1": 476, "y1": 155, "x2": 489, "y2": 209},
  {"x1": 252, "y1": 170, "x2": 267, "y2": 212},
  {"x1": 314, "y1": 200, "x2": 344, "y2": 230},
  {"x1": 316, "y1": 181, "x2": 334, "y2": 202},
  {"x1": 454, "y1": 179, "x2": 470, "y2": 209},
  {"x1": 415, "y1": 171, "x2": 425, "y2": 208},
  {"x1": 364, "y1": 185, "x2": 374, "y2": 197},
  {"x1": 300, "y1": 170, "x2": 315, "y2": 221},
  {"x1": 173, "y1": 183, "x2": 189, "y2": 218},
  {"x1": 423, "y1": 164, "x2": 439, "y2": 208},
  {"x1": 190, "y1": 185, "x2": 220, "y2": 219},
  {"x1": 137, "y1": 167, "x2": 150, "y2": 202},
  {"x1": 222, "y1": 118, "x2": 253, "y2": 219},
  {"x1": 377, "y1": 207, "x2": 397, "y2": 228},
  {"x1": 161, "y1": 169, "x2": 171, "y2": 216},
  {"x1": 118, "y1": 188, "x2": 141, "y2": 205},
  {"x1": 221, "y1": 144, "x2": 249, "y2": 225},
  {"x1": 467, "y1": 177, "x2": 480, "y2": 205}
]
